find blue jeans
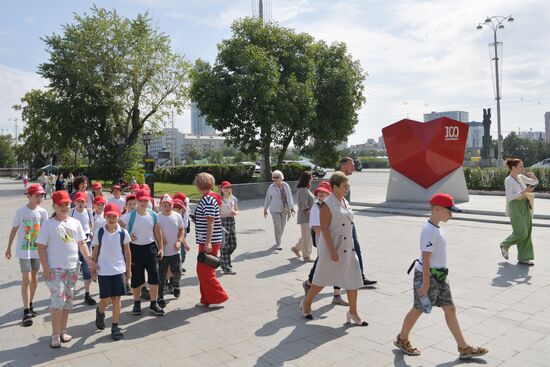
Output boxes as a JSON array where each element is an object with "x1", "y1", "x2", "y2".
[
  {"x1": 78, "y1": 240, "x2": 92, "y2": 280},
  {"x1": 352, "y1": 224, "x2": 365, "y2": 279}
]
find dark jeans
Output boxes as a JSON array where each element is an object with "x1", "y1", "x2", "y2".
[
  {"x1": 158, "y1": 254, "x2": 181, "y2": 299},
  {"x1": 352, "y1": 224, "x2": 365, "y2": 279}
]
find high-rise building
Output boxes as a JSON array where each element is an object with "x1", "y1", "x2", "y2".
[
  {"x1": 545, "y1": 112, "x2": 550, "y2": 143},
  {"x1": 378, "y1": 136, "x2": 386, "y2": 150},
  {"x1": 423, "y1": 111, "x2": 469, "y2": 123},
  {"x1": 466, "y1": 121, "x2": 483, "y2": 149},
  {"x1": 191, "y1": 102, "x2": 217, "y2": 136}
]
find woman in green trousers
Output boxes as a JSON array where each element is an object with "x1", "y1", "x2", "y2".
[{"x1": 500, "y1": 158, "x2": 538, "y2": 265}]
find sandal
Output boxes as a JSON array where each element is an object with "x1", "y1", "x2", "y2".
[
  {"x1": 22, "y1": 313, "x2": 33, "y2": 327},
  {"x1": 458, "y1": 345, "x2": 488, "y2": 359},
  {"x1": 111, "y1": 326, "x2": 124, "y2": 341},
  {"x1": 60, "y1": 330, "x2": 73, "y2": 343},
  {"x1": 394, "y1": 334, "x2": 421, "y2": 356},
  {"x1": 50, "y1": 335, "x2": 61, "y2": 349}
]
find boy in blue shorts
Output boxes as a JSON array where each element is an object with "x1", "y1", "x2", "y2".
[{"x1": 394, "y1": 193, "x2": 488, "y2": 360}]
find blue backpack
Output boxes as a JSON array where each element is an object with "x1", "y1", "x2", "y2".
[{"x1": 127, "y1": 208, "x2": 158, "y2": 234}]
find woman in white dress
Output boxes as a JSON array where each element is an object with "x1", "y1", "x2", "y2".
[{"x1": 300, "y1": 171, "x2": 367, "y2": 326}]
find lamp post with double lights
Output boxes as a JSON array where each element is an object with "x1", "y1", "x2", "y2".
[{"x1": 477, "y1": 15, "x2": 514, "y2": 167}]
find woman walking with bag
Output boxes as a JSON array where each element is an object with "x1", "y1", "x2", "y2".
[
  {"x1": 291, "y1": 171, "x2": 315, "y2": 262},
  {"x1": 500, "y1": 158, "x2": 538, "y2": 266},
  {"x1": 194, "y1": 173, "x2": 228, "y2": 309},
  {"x1": 264, "y1": 170, "x2": 295, "y2": 251}
]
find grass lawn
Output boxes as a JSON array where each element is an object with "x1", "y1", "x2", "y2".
[{"x1": 154, "y1": 182, "x2": 210, "y2": 199}]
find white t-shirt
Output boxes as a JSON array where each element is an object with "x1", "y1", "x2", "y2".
[
  {"x1": 92, "y1": 212, "x2": 105, "y2": 233},
  {"x1": 121, "y1": 210, "x2": 156, "y2": 245},
  {"x1": 92, "y1": 224, "x2": 130, "y2": 276},
  {"x1": 36, "y1": 217, "x2": 86, "y2": 269},
  {"x1": 12, "y1": 205, "x2": 49, "y2": 259},
  {"x1": 415, "y1": 220, "x2": 447, "y2": 272},
  {"x1": 108, "y1": 197, "x2": 126, "y2": 212},
  {"x1": 220, "y1": 196, "x2": 239, "y2": 217},
  {"x1": 158, "y1": 212, "x2": 185, "y2": 256},
  {"x1": 308, "y1": 202, "x2": 321, "y2": 229},
  {"x1": 70, "y1": 208, "x2": 93, "y2": 235}
]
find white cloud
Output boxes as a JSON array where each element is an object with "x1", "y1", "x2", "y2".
[{"x1": 0, "y1": 65, "x2": 47, "y2": 136}]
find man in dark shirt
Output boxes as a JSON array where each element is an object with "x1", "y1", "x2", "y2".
[{"x1": 340, "y1": 157, "x2": 377, "y2": 287}]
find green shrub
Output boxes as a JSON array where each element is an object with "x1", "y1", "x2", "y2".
[
  {"x1": 272, "y1": 162, "x2": 311, "y2": 181},
  {"x1": 154, "y1": 164, "x2": 254, "y2": 184},
  {"x1": 359, "y1": 156, "x2": 389, "y2": 168},
  {"x1": 464, "y1": 167, "x2": 550, "y2": 192}
]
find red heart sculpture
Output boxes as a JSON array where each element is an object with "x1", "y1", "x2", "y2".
[{"x1": 382, "y1": 117, "x2": 469, "y2": 188}]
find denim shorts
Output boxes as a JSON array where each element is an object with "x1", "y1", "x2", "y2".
[{"x1": 19, "y1": 258, "x2": 40, "y2": 273}]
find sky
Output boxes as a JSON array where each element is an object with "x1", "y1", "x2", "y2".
[{"x1": 1, "y1": 0, "x2": 550, "y2": 145}]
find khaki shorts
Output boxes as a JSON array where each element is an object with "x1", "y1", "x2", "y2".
[
  {"x1": 413, "y1": 270, "x2": 454, "y2": 310},
  {"x1": 19, "y1": 258, "x2": 40, "y2": 273}
]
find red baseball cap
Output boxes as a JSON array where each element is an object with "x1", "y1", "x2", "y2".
[
  {"x1": 93, "y1": 196, "x2": 106, "y2": 205},
  {"x1": 220, "y1": 181, "x2": 232, "y2": 188},
  {"x1": 91, "y1": 182, "x2": 102, "y2": 190},
  {"x1": 314, "y1": 181, "x2": 331, "y2": 196},
  {"x1": 130, "y1": 183, "x2": 140, "y2": 191},
  {"x1": 141, "y1": 183, "x2": 150, "y2": 191},
  {"x1": 26, "y1": 183, "x2": 45, "y2": 196},
  {"x1": 173, "y1": 192, "x2": 187, "y2": 202},
  {"x1": 429, "y1": 193, "x2": 462, "y2": 212},
  {"x1": 173, "y1": 199, "x2": 184, "y2": 208},
  {"x1": 160, "y1": 193, "x2": 173, "y2": 204},
  {"x1": 125, "y1": 194, "x2": 136, "y2": 202},
  {"x1": 136, "y1": 189, "x2": 152, "y2": 201},
  {"x1": 52, "y1": 191, "x2": 71, "y2": 205},
  {"x1": 111, "y1": 185, "x2": 121, "y2": 192},
  {"x1": 104, "y1": 203, "x2": 121, "y2": 217},
  {"x1": 74, "y1": 191, "x2": 88, "y2": 203}
]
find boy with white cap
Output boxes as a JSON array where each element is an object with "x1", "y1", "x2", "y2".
[{"x1": 157, "y1": 194, "x2": 188, "y2": 308}]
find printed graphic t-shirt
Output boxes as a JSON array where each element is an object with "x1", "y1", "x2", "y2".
[
  {"x1": 36, "y1": 217, "x2": 86, "y2": 269},
  {"x1": 12, "y1": 205, "x2": 49, "y2": 259},
  {"x1": 415, "y1": 220, "x2": 447, "y2": 272}
]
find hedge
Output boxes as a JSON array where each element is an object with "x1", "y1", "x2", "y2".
[
  {"x1": 272, "y1": 163, "x2": 311, "y2": 181},
  {"x1": 359, "y1": 157, "x2": 389, "y2": 168},
  {"x1": 464, "y1": 167, "x2": 550, "y2": 192},
  {"x1": 154, "y1": 164, "x2": 254, "y2": 184}
]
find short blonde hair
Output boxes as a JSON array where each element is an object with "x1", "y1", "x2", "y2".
[
  {"x1": 272, "y1": 170, "x2": 284, "y2": 180},
  {"x1": 194, "y1": 172, "x2": 215, "y2": 191},
  {"x1": 329, "y1": 171, "x2": 349, "y2": 189}
]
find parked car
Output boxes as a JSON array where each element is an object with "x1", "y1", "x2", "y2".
[
  {"x1": 353, "y1": 159, "x2": 362, "y2": 172},
  {"x1": 283, "y1": 160, "x2": 326, "y2": 178},
  {"x1": 531, "y1": 158, "x2": 550, "y2": 168},
  {"x1": 237, "y1": 161, "x2": 261, "y2": 176}
]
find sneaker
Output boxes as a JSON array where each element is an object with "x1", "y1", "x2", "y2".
[
  {"x1": 500, "y1": 245, "x2": 509, "y2": 260},
  {"x1": 223, "y1": 269, "x2": 237, "y2": 275},
  {"x1": 95, "y1": 308, "x2": 106, "y2": 330},
  {"x1": 363, "y1": 279, "x2": 377, "y2": 287},
  {"x1": 132, "y1": 302, "x2": 142, "y2": 315},
  {"x1": 173, "y1": 288, "x2": 181, "y2": 298},
  {"x1": 150, "y1": 303, "x2": 165, "y2": 316},
  {"x1": 331, "y1": 295, "x2": 349, "y2": 306},
  {"x1": 518, "y1": 260, "x2": 534, "y2": 266},
  {"x1": 84, "y1": 293, "x2": 97, "y2": 306},
  {"x1": 157, "y1": 298, "x2": 167, "y2": 308},
  {"x1": 195, "y1": 302, "x2": 206, "y2": 307},
  {"x1": 276, "y1": 247, "x2": 283, "y2": 251},
  {"x1": 208, "y1": 303, "x2": 223, "y2": 309},
  {"x1": 111, "y1": 326, "x2": 124, "y2": 341},
  {"x1": 302, "y1": 281, "x2": 310, "y2": 297},
  {"x1": 141, "y1": 287, "x2": 150, "y2": 300}
]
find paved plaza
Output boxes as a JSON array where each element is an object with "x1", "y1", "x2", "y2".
[{"x1": 1, "y1": 173, "x2": 550, "y2": 367}]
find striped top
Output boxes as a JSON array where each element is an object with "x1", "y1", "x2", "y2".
[{"x1": 194, "y1": 194, "x2": 223, "y2": 244}]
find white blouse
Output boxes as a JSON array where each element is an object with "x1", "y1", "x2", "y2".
[{"x1": 504, "y1": 174, "x2": 538, "y2": 216}]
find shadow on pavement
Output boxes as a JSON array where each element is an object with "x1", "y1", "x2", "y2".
[
  {"x1": 255, "y1": 258, "x2": 305, "y2": 279},
  {"x1": 254, "y1": 295, "x2": 350, "y2": 366},
  {"x1": 491, "y1": 261, "x2": 531, "y2": 287},
  {"x1": 233, "y1": 244, "x2": 279, "y2": 263},
  {"x1": 434, "y1": 358, "x2": 488, "y2": 366}
]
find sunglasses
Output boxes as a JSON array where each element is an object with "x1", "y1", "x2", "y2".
[{"x1": 272, "y1": 176, "x2": 280, "y2": 180}]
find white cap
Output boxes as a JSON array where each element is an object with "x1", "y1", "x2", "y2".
[{"x1": 160, "y1": 193, "x2": 173, "y2": 204}]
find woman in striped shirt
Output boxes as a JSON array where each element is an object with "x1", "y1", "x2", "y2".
[{"x1": 194, "y1": 173, "x2": 229, "y2": 309}]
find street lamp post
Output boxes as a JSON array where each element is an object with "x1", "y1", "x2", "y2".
[
  {"x1": 477, "y1": 15, "x2": 514, "y2": 168},
  {"x1": 142, "y1": 133, "x2": 152, "y2": 159}
]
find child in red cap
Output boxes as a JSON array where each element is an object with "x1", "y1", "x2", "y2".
[
  {"x1": 108, "y1": 185, "x2": 125, "y2": 212},
  {"x1": 36, "y1": 190, "x2": 96, "y2": 348},
  {"x1": 5, "y1": 184, "x2": 49, "y2": 327},
  {"x1": 395, "y1": 193, "x2": 488, "y2": 360},
  {"x1": 92, "y1": 196, "x2": 106, "y2": 233}
]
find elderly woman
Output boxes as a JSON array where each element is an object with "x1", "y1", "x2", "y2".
[
  {"x1": 301, "y1": 172, "x2": 367, "y2": 326},
  {"x1": 500, "y1": 158, "x2": 538, "y2": 266},
  {"x1": 291, "y1": 171, "x2": 315, "y2": 261},
  {"x1": 264, "y1": 170, "x2": 295, "y2": 251},
  {"x1": 194, "y1": 173, "x2": 229, "y2": 308}
]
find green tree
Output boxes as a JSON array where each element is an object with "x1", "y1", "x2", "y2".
[
  {"x1": 0, "y1": 135, "x2": 16, "y2": 167},
  {"x1": 190, "y1": 18, "x2": 365, "y2": 180},
  {"x1": 17, "y1": 6, "x2": 190, "y2": 178}
]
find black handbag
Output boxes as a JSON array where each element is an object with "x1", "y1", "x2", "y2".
[{"x1": 197, "y1": 252, "x2": 221, "y2": 269}]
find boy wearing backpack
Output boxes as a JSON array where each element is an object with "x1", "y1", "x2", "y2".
[
  {"x1": 120, "y1": 189, "x2": 164, "y2": 316},
  {"x1": 71, "y1": 191, "x2": 97, "y2": 306}
]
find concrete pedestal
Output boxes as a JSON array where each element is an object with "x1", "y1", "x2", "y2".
[
  {"x1": 386, "y1": 167, "x2": 469, "y2": 203},
  {"x1": 480, "y1": 158, "x2": 497, "y2": 168}
]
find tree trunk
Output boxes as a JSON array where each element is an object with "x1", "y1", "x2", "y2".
[
  {"x1": 262, "y1": 139, "x2": 272, "y2": 182},
  {"x1": 276, "y1": 130, "x2": 295, "y2": 166}
]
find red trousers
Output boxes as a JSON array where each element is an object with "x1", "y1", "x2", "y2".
[{"x1": 197, "y1": 244, "x2": 229, "y2": 305}]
